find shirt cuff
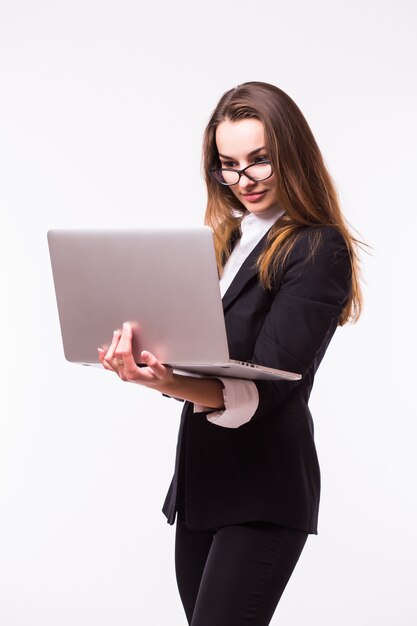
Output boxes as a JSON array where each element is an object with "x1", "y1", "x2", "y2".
[{"x1": 193, "y1": 377, "x2": 259, "y2": 429}]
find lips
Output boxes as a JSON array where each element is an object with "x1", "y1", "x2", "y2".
[{"x1": 242, "y1": 191, "x2": 267, "y2": 200}]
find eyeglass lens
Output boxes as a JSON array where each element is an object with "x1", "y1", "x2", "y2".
[{"x1": 211, "y1": 162, "x2": 272, "y2": 185}]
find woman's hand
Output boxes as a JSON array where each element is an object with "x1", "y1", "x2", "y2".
[
  {"x1": 98, "y1": 322, "x2": 175, "y2": 389},
  {"x1": 98, "y1": 321, "x2": 225, "y2": 409}
]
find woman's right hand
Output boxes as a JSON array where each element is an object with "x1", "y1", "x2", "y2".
[
  {"x1": 98, "y1": 322, "x2": 225, "y2": 409},
  {"x1": 98, "y1": 322, "x2": 175, "y2": 390}
]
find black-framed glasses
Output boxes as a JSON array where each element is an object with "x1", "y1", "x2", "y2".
[{"x1": 208, "y1": 160, "x2": 273, "y2": 186}]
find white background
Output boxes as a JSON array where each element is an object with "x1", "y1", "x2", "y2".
[{"x1": 1, "y1": 1, "x2": 416, "y2": 624}]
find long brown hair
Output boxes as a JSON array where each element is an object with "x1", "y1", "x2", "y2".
[{"x1": 202, "y1": 81, "x2": 365, "y2": 325}]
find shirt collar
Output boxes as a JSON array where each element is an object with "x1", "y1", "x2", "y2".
[{"x1": 240, "y1": 205, "x2": 286, "y2": 237}]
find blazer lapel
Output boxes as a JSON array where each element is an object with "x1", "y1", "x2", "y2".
[{"x1": 222, "y1": 228, "x2": 271, "y2": 312}]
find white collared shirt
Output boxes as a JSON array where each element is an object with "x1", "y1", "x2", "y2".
[
  {"x1": 220, "y1": 205, "x2": 285, "y2": 297},
  {"x1": 194, "y1": 206, "x2": 285, "y2": 428}
]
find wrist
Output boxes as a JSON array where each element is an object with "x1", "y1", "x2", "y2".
[
  {"x1": 158, "y1": 373, "x2": 184, "y2": 396},
  {"x1": 157, "y1": 373, "x2": 225, "y2": 409}
]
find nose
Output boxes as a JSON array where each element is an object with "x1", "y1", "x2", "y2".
[{"x1": 238, "y1": 171, "x2": 257, "y2": 190}]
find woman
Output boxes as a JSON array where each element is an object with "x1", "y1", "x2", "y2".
[{"x1": 98, "y1": 81, "x2": 362, "y2": 626}]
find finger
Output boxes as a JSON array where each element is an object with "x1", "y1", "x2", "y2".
[
  {"x1": 98, "y1": 347, "x2": 116, "y2": 372},
  {"x1": 104, "y1": 330, "x2": 122, "y2": 367},
  {"x1": 115, "y1": 322, "x2": 138, "y2": 371},
  {"x1": 141, "y1": 350, "x2": 171, "y2": 379}
]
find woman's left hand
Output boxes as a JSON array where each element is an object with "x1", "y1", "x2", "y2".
[{"x1": 98, "y1": 322, "x2": 175, "y2": 389}]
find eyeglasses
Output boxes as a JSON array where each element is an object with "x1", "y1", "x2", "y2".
[{"x1": 208, "y1": 160, "x2": 273, "y2": 186}]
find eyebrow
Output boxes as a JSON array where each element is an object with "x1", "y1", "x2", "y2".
[{"x1": 218, "y1": 146, "x2": 267, "y2": 159}]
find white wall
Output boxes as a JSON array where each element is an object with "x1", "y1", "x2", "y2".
[{"x1": 1, "y1": 1, "x2": 416, "y2": 624}]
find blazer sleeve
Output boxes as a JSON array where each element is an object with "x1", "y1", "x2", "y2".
[{"x1": 250, "y1": 226, "x2": 352, "y2": 421}]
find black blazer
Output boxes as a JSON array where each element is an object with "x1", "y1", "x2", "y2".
[{"x1": 162, "y1": 224, "x2": 352, "y2": 534}]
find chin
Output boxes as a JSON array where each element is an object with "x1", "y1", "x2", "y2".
[{"x1": 248, "y1": 204, "x2": 272, "y2": 212}]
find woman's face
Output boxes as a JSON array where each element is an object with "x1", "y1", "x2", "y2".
[{"x1": 215, "y1": 118, "x2": 282, "y2": 215}]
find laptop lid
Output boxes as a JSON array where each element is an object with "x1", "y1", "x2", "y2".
[{"x1": 47, "y1": 227, "x2": 231, "y2": 366}]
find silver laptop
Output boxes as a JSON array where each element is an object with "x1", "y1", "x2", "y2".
[{"x1": 47, "y1": 228, "x2": 302, "y2": 382}]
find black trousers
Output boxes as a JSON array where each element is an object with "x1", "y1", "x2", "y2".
[{"x1": 175, "y1": 514, "x2": 308, "y2": 626}]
